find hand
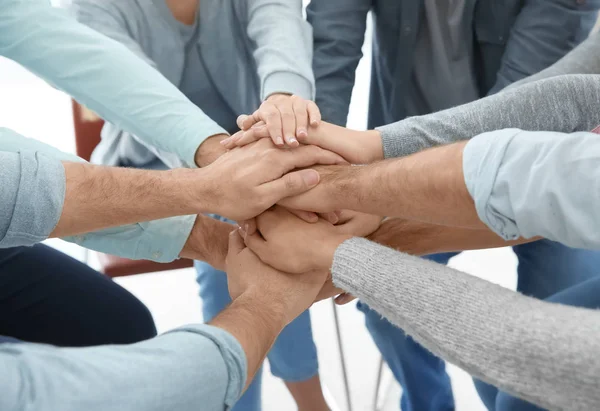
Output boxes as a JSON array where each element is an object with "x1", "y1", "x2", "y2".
[
  {"x1": 235, "y1": 94, "x2": 321, "y2": 147},
  {"x1": 334, "y1": 210, "x2": 383, "y2": 237},
  {"x1": 277, "y1": 165, "x2": 356, "y2": 214},
  {"x1": 202, "y1": 139, "x2": 345, "y2": 221},
  {"x1": 222, "y1": 121, "x2": 383, "y2": 164},
  {"x1": 180, "y1": 215, "x2": 232, "y2": 270},
  {"x1": 243, "y1": 206, "x2": 352, "y2": 274},
  {"x1": 195, "y1": 133, "x2": 229, "y2": 167},
  {"x1": 226, "y1": 229, "x2": 328, "y2": 325}
]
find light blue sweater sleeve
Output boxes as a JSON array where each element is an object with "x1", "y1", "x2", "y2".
[
  {"x1": 1, "y1": 324, "x2": 247, "y2": 411},
  {"x1": 0, "y1": 0, "x2": 226, "y2": 168},
  {"x1": 0, "y1": 128, "x2": 194, "y2": 262},
  {"x1": 463, "y1": 128, "x2": 600, "y2": 248}
]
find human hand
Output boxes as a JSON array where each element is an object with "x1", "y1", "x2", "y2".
[
  {"x1": 194, "y1": 133, "x2": 229, "y2": 167},
  {"x1": 222, "y1": 121, "x2": 383, "y2": 164},
  {"x1": 243, "y1": 206, "x2": 352, "y2": 274},
  {"x1": 226, "y1": 229, "x2": 328, "y2": 325},
  {"x1": 202, "y1": 139, "x2": 345, "y2": 221},
  {"x1": 235, "y1": 94, "x2": 321, "y2": 147},
  {"x1": 179, "y1": 215, "x2": 232, "y2": 270}
]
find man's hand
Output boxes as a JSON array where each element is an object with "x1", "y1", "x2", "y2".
[
  {"x1": 201, "y1": 139, "x2": 345, "y2": 221},
  {"x1": 243, "y1": 206, "x2": 352, "y2": 274},
  {"x1": 179, "y1": 215, "x2": 232, "y2": 270},
  {"x1": 222, "y1": 121, "x2": 383, "y2": 165},
  {"x1": 236, "y1": 94, "x2": 321, "y2": 147},
  {"x1": 194, "y1": 134, "x2": 229, "y2": 167},
  {"x1": 226, "y1": 229, "x2": 328, "y2": 325}
]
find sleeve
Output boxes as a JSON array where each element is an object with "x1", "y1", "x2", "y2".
[
  {"x1": 463, "y1": 128, "x2": 600, "y2": 249},
  {"x1": 0, "y1": 127, "x2": 195, "y2": 262},
  {"x1": 488, "y1": 0, "x2": 600, "y2": 94},
  {"x1": 332, "y1": 237, "x2": 600, "y2": 411},
  {"x1": 306, "y1": 0, "x2": 371, "y2": 126},
  {"x1": 0, "y1": 324, "x2": 247, "y2": 411},
  {"x1": 0, "y1": 0, "x2": 226, "y2": 168},
  {"x1": 506, "y1": 31, "x2": 600, "y2": 90},
  {"x1": 247, "y1": 0, "x2": 315, "y2": 100},
  {"x1": 377, "y1": 74, "x2": 600, "y2": 159}
]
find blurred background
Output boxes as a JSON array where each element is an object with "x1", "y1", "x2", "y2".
[{"x1": 0, "y1": 2, "x2": 525, "y2": 410}]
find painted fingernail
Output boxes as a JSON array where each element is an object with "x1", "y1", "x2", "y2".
[
  {"x1": 289, "y1": 137, "x2": 298, "y2": 145},
  {"x1": 276, "y1": 136, "x2": 284, "y2": 145},
  {"x1": 297, "y1": 128, "x2": 307, "y2": 138}
]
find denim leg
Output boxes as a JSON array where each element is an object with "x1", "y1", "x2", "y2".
[
  {"x1": 473, "y1": 240, "x2": 600, "y2": 410},
  {"x1": 494, "y1": 276, "x2": 600, "y2": 411},
  {"x1": 359, "y1": 299, "x2": 455, "y2": 411}
]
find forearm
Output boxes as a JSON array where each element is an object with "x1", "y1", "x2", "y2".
[
  {"x1": 377, "y1": 74, "x2": 600, "y2": 159},
  {"x1": 53, "y1": 164, "x2": 212, "y2": 238},
  {"x1": 368, "y1": 218, "x2": 537, "y2": 256},
  {"x1": 1, "y1": 324, "x2": 246, "y2": 411},
  {"x1": 332, "y1": 238, "x2": 600, "y2": 411},
  {"x1": 333, "y1": 142, "x2": 482, "y2": 227},
  {"x1": 248, "y1": 0, "x2": 314, "y2": 100},
  {"x1": 0, "y1": 0, "x2": 225, "y2": 167},
  {"x1": 210, "y1": 292, "x2": 286, "y2": 391},
  {"x1": 180, "y1": 215, "x2": 232, "y2": 270}
]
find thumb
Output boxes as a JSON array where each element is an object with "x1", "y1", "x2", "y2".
[
  {"x1": 236, "y1": 115, "x2": 249, "y2": 130},
  {"x1": 228, "y1": 229, "x2": 245, "y2": 255},
  {"x1": 263, "y1": 169, "x2": 320, "y2": 203}
]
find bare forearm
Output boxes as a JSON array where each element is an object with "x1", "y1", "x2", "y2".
[
  {"x1": 52, "y1": 162, "x2": 211, "y2": 237},
  {"x1": 343, "y1": 142, "x2": 482, "y2": 228},
  {"x1": 369, "y1": 218, "x2": 538, "y2": 256},
  {"x1": 180, "y1": 215, "x2": 231, "y2": 269},
  {"x1": 210, "y1": 292, "x2": 286, "y2": 391}
]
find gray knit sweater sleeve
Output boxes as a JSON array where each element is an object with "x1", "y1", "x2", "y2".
[
  {"x1": 377, "y1": 73, "x2": 600, "y2": 159},
  {"x1": 331, "y1": 237, "x2": 600, "y2": 411},
  {"x1": 507, "y1": 31, "x2": 600, "y2": 89}
]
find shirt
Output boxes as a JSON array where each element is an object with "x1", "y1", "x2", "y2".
[{"x1": 404, "y1": 0, "x2": 480, "y2": 116}]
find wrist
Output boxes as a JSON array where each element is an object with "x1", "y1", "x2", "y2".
[
  {"x1": 316, "y1": 233, "x2": 352, "y2": 271},
  {"x1": 180, "y1": 215, "x2": 230, "y2": 269},
  {"x1": 362, "y1": 130, "x2": 384, "y2": 162},
  {"x1": 195, "y1": 134, "x2": 229, "y2": 167}
]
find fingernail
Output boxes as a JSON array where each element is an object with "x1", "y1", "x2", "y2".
[
  {"x1": 289, "y1": 137, "x2": 298, "y2": 145},
  {"x1": 302, "y1": 170, "x2": 320, "y2": 187},
  {"x1": 276, "y1": 136, "x2": 284, "y2": 146},
  {"x1": 297, "y1": 128, "x2": 307, "y2": 138},
  {"x1": 311, "y1": 120, "x2": 319, "y2": 126}
]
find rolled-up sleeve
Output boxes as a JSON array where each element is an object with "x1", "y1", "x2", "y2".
[
  {"x1": 1, "y1": 324, "x2": 247, "y2": 411},
  {"x1": 0, "y1": 150, "x2": 65, "y2": 248},
  {"x1": 0, "y1": 128, "x2": 194, "y2": 262},
  {"x1": 463, "y1": 128, "x2": 600, "y2": 248}
]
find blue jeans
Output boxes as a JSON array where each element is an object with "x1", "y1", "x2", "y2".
[
  {"x1": 359, "y1": 239, "x2": 600, "y2": 411},
  {"x1": 195, "y1": 217, "x2": 318, "y2": 411}
]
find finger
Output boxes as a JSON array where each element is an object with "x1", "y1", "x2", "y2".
[
  {"x1": 279, "y1": 101, "x2": 298, "y2": 147},
  {"x1": 292, "y1": 96, "x2": 309, "y2": 141},
  {"x1": 259, "y1": 169, "x2": 320, "y2": 204},
  {"x1": 289, "y1": 208, "x2": 319, "y2": 223},
  {"x1": 319, "y1": 212, "x2": 339, "y2": 225},
  {"x1": 259, "y1": 103, "x2": 285, "y2": 146},
  {"x1": 228, "y1": 229, "x2": 245, "y2": 255},
  {"x1": 335, "y1": 293, "x2": 357, "y2": 305},
  {"x1": 221, "y1": 130, "x2": 244, "y2": 149},
  {"x1": 237, "y1": 115, "x2": 250, "y2": 130},
  {"x1": 243, "y1": 230, "x2": 269, "y2": 259},
  {"x1": 277, "y1": 145, "x2": 347, "y2": 173},
  {"x1": 234, "y1": 126, "x2": 270, "y2": 147},
  {"x1": 307, "y1": 101, "x2": 322, "y2": 127},
  {"x1": 241, "y1": 111, "x2": 262, "y2": 131}
]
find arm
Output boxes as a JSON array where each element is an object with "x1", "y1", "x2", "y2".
[
  {"x1": 1, "y1": 324, "x2": 246, "y2": 411},
  {"x1": 306, "y1": 0, "x2": 371, "y2": 126},
  {"x1": 248, "y1": 0, "x2": 315, "y2": 101},
  {"x1": 489, "y1": 0, "x2": 600, "y2": 94},
  {"x1": 377, "y1": 74, "x2": 600, "y2": 159},
  {"x1": 330, "y1": 238, "x2": 600, "y2": 411},
  {"x1": 0, "y1": 0, "x2": 225, "y2": 168},
  {"x1": 368, "y1": 218, "x2": 537, "y2": 257},
  {"x1": 507, "y1": 30, "x2": 600, "y2": 89}
]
